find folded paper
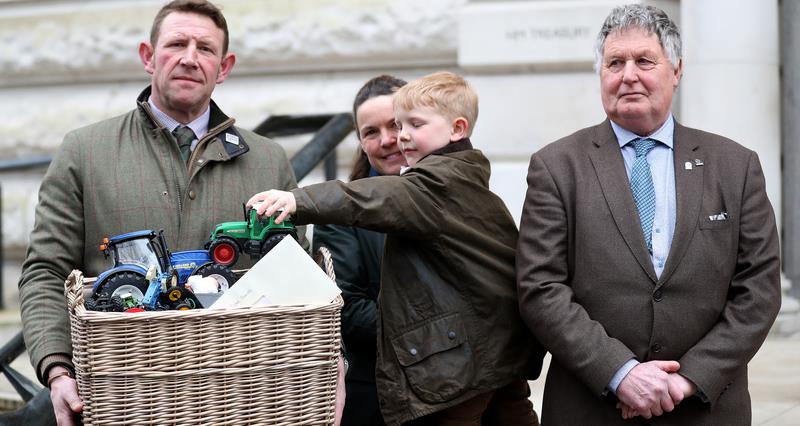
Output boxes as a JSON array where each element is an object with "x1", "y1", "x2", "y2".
[{"x1": 210, "y1": 237, "x2": 341, "y2": 308}]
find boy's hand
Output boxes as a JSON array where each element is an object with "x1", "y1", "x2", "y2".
[{"x1": 246, "y1": 190, "x2": 296, "y2": 224}]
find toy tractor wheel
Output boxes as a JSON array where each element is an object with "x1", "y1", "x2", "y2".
[
  {"x1": 209, "y1": 237, "x2": 239, "y2": 267},
  {"x1": 109, "y1": 295, "x2": 126, "y2": 312},
  {"x1": 260, "y1": 232, "x2": 294, "y2": 257},
  {"x1": 196, "y1": 263, "x2": 238, "y2": 290},
  {"x1": 99, "y1": 272, "x2": 148, "y2": 304},
  {"x1": 84, "y1": 297, "x2": 98, "y2": 312}
]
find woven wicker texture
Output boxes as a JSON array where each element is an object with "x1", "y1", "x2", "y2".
[{"x1": 65, "y1": 248, "x2": 342, "y2": 425}]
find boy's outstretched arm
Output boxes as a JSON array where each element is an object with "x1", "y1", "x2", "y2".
[{"x1": 247, "y1": 190, "x2": 296, "y2": 224}]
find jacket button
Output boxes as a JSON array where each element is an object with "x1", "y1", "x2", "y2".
[
  {"x1": 409, "y1": 348, "x2": 418, "y2": 356},
  {"x1": 448, "y1": 331, "x2": 456, "y2": 340},
  {"x1": 653, "y1": 290, "x2": 663, "y2": 302},
  {"x1": 188, "y1": 190, "x2": 197, "y2": 200},
  {"x1": 652, "y1": 343, "x2": 662, "y2": 353}
]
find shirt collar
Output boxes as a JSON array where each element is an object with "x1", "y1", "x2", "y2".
[
  {"x1": 147, "y1": 97, "x2": 210, "y2": 139},
  {"x1": 611, "y1": 115, "x2": 674, "y2": 149}
]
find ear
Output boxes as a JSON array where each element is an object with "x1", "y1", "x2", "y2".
[
  {"x1": 139, "y1": 42, "x2": 155, "y2": 75},
  {"x1": 672, "y1": 58, "x2": 683, "y2": 89},
  {"x1": 450, "y1": 117, "x2": 470, "y2": 141},
  {"x1": 215, "y1": 53, "x2": 237, "y2": 84}
]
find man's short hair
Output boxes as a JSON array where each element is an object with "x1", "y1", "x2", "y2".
[
  {"x1": 150, "y1": 0, "x2": 230, "y2": 55},
  {"x1": 594, "y1": 4, "x2": 681, "y2": 72},
  {"x1": 393, "y1": 71, "x2": 479, "y2": 136}
]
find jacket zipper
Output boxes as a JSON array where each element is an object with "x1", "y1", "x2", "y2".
[{"x1": 187, "y1": 118, "x2": 234, "y2": 180}]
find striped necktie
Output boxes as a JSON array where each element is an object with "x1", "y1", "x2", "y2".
[{"x1": 172, "y1": 126, "x2": 195, "y2": 164}]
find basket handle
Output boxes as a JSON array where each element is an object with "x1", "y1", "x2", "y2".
[
  {"x1": 64, "y1": 270, "x2": 86, "y2": 314},
  {"x1": 316, "y1": 246, "x2": 336, "y2": 282}
]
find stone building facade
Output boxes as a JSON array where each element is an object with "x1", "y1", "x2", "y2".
[{"x1": 1, "y1": 0, "x2": 796, "y2": 332}]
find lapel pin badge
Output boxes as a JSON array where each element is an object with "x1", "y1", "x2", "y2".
[
  {"x1": 225, "y1": 133, "x2": 240, "y2": 145},
  {"x1": 694, "y1": 159, "x2": 704, "y2": 166},
  {"x1": 684, "y1": 161, "x2": 693, "y2": 170}
]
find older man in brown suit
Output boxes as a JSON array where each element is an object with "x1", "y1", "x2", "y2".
[{"x1": 517, "y1": 4, "x2": 781, "y2": 425}]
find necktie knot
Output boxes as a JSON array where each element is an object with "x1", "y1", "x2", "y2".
[
  {"x1": 172, "y1": 126, "x2": 195, "y2": 163},
  {"x1": 632, "y1": 137, "x2": 657, "y2": 158}
]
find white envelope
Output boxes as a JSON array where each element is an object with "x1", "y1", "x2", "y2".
[{"x1": 209, "y1": 237, "x2": 340, "y2": 308}]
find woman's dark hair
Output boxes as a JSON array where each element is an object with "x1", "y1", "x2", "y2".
[{"x1": 349, "y1": 75, "x2": 407, "y2": 181}]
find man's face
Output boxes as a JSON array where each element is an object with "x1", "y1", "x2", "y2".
[
  {"x1": 396, "y1": 106, "x2": 455, "y2": 167},
  {"x1": 356, "y1": 95, "x2": 407, "y2": 175},
  {"x1": 600, "y1": 27, "x2": 682, "y2": 136},
  {"x1": 139, "y1": 12, "x2": 235, "y2": 123}
]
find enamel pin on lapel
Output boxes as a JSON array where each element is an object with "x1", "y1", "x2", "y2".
[{"x1": 685, "y1": 159, "x2": 704, "y2": 170}]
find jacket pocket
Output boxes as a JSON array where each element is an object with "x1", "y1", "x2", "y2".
[
  {"x1": 391, "y1": 313, "x2": 476, "y2": 404},
  {"x1": 699, "y1": 217, "x2": 731, "y2": 230}
]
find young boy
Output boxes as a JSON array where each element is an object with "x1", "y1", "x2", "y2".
[{"x1": 248, "y1": 71, "x2": 543, "y2": 426}]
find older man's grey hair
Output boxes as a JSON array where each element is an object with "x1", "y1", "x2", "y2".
[{"x1": 594, "y1": 4, "x2": 682, "y2": 73}]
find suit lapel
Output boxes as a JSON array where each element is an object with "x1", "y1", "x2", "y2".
[
  {"x1": 657, "y1": 122, "x2": 703, "y2": 287},
  {"x1": 588, "y1": 120, "x2": 658, "y2": 283}
]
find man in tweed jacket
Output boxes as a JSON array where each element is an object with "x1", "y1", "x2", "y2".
[{"x1": 18, "y1": 1, "x2": 303, "y2": 424}]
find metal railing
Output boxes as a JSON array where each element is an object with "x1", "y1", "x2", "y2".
[
  {"x1": 0, "y1": 157, "x2": 55, "y2": 312},
  {"x1": 0, "y1": 112, "x2": 353, "y2": 423}
]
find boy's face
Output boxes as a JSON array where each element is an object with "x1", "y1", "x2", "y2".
[{"x1": 396, "y1": 106, "x2": 458, "y2": 167}]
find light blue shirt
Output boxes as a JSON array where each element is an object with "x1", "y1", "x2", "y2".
[
  {"x1": 607, "y1": 115, "x2": 677, "y2": 394},
  {"x1": 147, "y1": 98, "x2": 210, "y2": 151}
]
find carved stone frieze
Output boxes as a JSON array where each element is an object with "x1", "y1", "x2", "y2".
[{"x1": 0, "y1": 0, "x2": 463, "y2": 87}]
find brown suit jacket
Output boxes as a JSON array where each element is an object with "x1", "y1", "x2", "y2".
[{"x1": 516, "y1": 119, "x2": 781, "y2": 425}]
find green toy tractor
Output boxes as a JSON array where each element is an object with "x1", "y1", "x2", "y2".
[{"x1": 205, "y1": 203, "x2": 297, "y2": 267}]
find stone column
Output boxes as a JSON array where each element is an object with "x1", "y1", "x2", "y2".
[
  {"x1": 681, "y1": 0, "x2": 796, "y2": 335},
  {"x1": 680, "y1": 0, "x2": 781, "y2": 209},
  {"x1": 780, "y1": 0, "x2": 800, "y2": 334},
  {"x1": 782, "y1": 0, "x2": 800, "y2": 296}
]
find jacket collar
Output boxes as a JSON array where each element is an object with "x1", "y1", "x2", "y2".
[
  {"x1": 135, "y1": 86, "x2": 249, "y2": 160},
  {"x1": 429, "y1": 138, "x2": 473, "y2": 157}
]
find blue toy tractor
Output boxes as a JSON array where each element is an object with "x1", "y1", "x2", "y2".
[{"x1": 90, "y1": 230, "x2": 237, "y2": 311}]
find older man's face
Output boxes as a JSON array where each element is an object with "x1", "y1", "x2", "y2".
[{"x1": 600, "y1": 27, "x2": 682, "y2": 136}]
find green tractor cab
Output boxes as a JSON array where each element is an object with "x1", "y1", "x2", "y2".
[{"x1": 206, "y1": 203, "x2": 298, "y2": 267}]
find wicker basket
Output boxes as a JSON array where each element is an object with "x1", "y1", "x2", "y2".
[{"x1": 65, "y1": 249, "x2": 342, "y2": 425}]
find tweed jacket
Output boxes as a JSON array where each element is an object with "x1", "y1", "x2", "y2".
[
  {"x1": 294, "y1": 139, "x2": 544, "y2": 425},
  {"x1": 516, "y1": 119, "x2": 781, "y2": 425},
  {"x1": 19, "y1": 87, "x2": 302, "y2": 383}
]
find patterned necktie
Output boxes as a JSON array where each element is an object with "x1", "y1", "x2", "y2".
[
  {"x1": 630, "y1": 138, "x2": 657, "y2": 253},
  {"x1": 172, "y1": 126, "x2": 195, "y2": 164}
]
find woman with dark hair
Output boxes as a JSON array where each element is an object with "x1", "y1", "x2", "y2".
[{"x1": 313, "y1": 75, "x2": 407, "y2": 426}]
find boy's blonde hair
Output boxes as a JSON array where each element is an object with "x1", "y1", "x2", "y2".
[{"x1": 393, "y1": 71, "x2": 479, "y2": 137}]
